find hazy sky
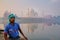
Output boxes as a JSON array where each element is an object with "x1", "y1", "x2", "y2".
[{"x1": 0, "y1": 0, "x2": 60, "y2": 17}]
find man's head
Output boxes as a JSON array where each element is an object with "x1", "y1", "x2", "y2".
[{"x1": 8, "y1": 14, "x2": 15, "y2": 23}]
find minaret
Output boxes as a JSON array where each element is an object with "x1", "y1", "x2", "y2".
[
  {"x1": 3, "y1": 10, "x2": 10, "y2": 27},
  {"x1": 27, "y1": 8, "x2": 38, "y2": 33}
]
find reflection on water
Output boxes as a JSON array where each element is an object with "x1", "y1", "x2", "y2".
[
  {"x1": 0, "y1": 23, "x2": 60, "y2": 40},
  {"x1": 0, "y1": 24, "x2": 4, "y2": 30},
  {"x1": 20, "y1": 23, "x2": 60, "y2": 40}
]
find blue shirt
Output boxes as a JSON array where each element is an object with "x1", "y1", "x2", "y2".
[{"x1": 4, "y1": 23, "x2": 20, "y2": 38}]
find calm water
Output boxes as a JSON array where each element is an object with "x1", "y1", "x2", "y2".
[{"x1": 0, "y1": 23, "x2": 60, "y2": 40}]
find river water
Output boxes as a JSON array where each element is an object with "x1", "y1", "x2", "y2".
[{"x1": 0, "y1": 23, "x2": 60, "y2": 40}]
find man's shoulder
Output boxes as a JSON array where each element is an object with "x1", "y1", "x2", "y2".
[
  {"x1": 15, "y1": 22, "x2": 19, "y2": 25},
  {"x1": 5, "y1": 23, "x2": 10, "y2": 29},
  {"x1": 15, "y1": 22, "x2": 20, "y2": 27}
]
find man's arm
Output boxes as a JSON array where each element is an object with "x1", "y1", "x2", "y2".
[
  {"x1": 4, "y1": 25, "x2": 9, "y2": 40},
  {"x1": 4, "y1": 33, "x2": 8, "y2": 40},
  {"x1": 19, "y1": 28, "x2": 28, "y2": 40},
  {"x1": 17, "y1": 23, "x2": 28, "y2": 40}
]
